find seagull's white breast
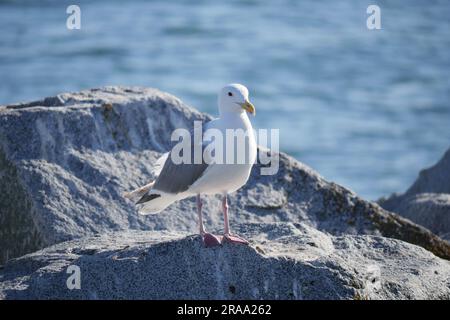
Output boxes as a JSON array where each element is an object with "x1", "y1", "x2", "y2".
[{"x1": 188, "y1": 112, "x2": 257, "y2": 195}]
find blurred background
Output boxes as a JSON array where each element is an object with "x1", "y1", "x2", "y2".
[{"x1": 0, "y1": 0, "x2": 449, "y2": 200}]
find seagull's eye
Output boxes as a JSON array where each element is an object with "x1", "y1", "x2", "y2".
[{"x1": 228, "y1": 92, "x2": 233, "y2": 96}]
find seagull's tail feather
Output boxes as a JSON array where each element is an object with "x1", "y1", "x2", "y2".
[
  {"x1": 136, "y1": 191, "x2": 183, "y2": 215},
  {"x1": 123, "y1": 181, "x2": 155, "y2": 203},
  {"x1": 123, "y1": 152, "x2": 170, "y2": 204}
]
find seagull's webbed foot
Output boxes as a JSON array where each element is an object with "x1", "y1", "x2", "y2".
[
  {"x1": 201, "y1": 232, "x2": 223, "y2": 247},
  {"x1": 222, "y1": 233, "x2": 249, "y2": 245}
]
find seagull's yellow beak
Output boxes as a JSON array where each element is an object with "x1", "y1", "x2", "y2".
[{"x1": 240, "y1": 100, "x2": 256, "y2": 115}]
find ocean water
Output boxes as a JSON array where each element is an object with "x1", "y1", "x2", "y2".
[{"x1": 1, "y1": 0, "x2": 449, "y2": 200}]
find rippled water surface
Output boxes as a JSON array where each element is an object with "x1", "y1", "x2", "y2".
[{"x1": 1, "y1": 0, "x2": 449, "y2": 200}]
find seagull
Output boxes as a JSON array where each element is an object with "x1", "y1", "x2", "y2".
[{"x1": 124, "y1": 84, "x2": 257, "y2": 247}]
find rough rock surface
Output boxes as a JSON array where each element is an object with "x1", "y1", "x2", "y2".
[
  {"x1": 1, "y1": 223, "x2": 449, "y2": 300},
  {"x1": 1, "y1": 86, "x2": 450, "y2": 266},
  {"x1": 379, "y1": 149, "x2": 450, "y2": 241}
]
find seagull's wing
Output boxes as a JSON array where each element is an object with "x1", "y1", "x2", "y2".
[
  {"x1": 137, "y1": 123, "x2": 210, "y2": 203},
  {"x1": 151, "y1": 154, "x2": 208, "y2": 194},
  {"x1": 151, "y1": 152, "x2": 169, "y2": 177},
  {"x1": 123, "y1": 152, "x2": 168, "y2": 202}
]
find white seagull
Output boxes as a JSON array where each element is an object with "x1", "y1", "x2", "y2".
[{"x1": 124, "y1": 84, "x2": 257, "y2": 247}]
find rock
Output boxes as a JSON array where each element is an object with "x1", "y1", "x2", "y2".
[
  {"x1": 0, "y1": 223, "x2": 449, "y2": 300},
  {"x1": 1, "y1": 86, "x2": 450, "y2": 266},
  {"x1": 404, "y1": 149, "x2": 450, "y2": 195},
  {"x1": 0, "y1": 87, "x2": 209, "y2": 263},
  {"x1": 379, "y1": 149, "x2": 450, "y2": 241}
]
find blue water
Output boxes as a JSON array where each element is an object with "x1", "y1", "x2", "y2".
[{"x1": 1, "y1": 0, "x2": 449, "y2": 200}]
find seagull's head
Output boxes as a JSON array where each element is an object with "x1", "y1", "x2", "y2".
[{"x1": 218, "y1": 83, "x2": 255, "y2": 116}]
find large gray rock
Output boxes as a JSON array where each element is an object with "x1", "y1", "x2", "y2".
[
  {"x1": 0, "y1": 223, "x2": 449, "y2": 300},
  {"x1": 1, "y1": 86, "x2": 449, "y2": 266},
  {"x1": 379, "y1": 149, "x2": 450, "y2": 241},
  {"x1": 0, "y1": 87, "x2": 209, "y2": 263}
]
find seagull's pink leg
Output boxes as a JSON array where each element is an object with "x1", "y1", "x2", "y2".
[
  {"x1": 221, "y1": 194, "x2": 249, "y2": 245},
  {"x1": 197, "y1": 194, "x2": 222, "y2": 247}
]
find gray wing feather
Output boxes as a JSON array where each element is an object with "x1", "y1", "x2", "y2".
[
  {"x1": 152, "y1": 124, "x2": 209, "y2": 194},
  {"x1": 153, "y1": 159, "x2": 208, "y2": 194}
]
